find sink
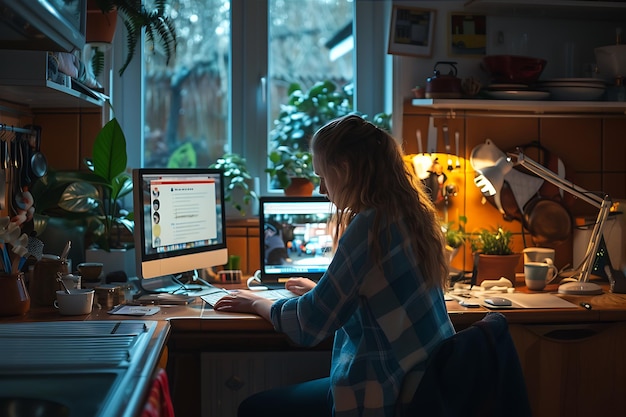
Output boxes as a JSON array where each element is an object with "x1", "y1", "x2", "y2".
[
  {"x1": 0, "y1": 397, "x2": 69, "y2": 417},
  {"x1": 0, "y1": 321, "x2": 157, "y2": 417}
]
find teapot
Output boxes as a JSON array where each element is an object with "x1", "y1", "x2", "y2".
[{"x1": 425, "y1": 61, "x2": 462, "y2": 99}]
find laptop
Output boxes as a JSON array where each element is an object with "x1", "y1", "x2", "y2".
[{"x1": 257, "y1": 196, "x2": 335, "y2": 289}]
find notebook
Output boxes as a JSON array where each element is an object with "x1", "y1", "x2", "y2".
[{"x1": 258, "y1": 196, "x2": 335, "y2": 288}]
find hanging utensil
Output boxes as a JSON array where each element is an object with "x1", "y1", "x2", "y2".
[
  {"x1": 455, "y1": 131, "x2": 461, "y2": 169},
  {"x1": 443, "y1": 125, "x2": 453, "y2": 171},
  {"x1": 412, "y1": 129, "x2": 431, "y2": 180},
  {"x1": 25, "y1": 125, "x2": 47, "y2": 179}
]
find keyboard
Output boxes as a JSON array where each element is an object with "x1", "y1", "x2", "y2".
[{"x1": 201, "y1": 288, "x2": 297, "y2": 307}]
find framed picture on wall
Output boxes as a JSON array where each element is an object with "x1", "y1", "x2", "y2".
[
  {"x1": 387, "y1": 6, "x2": 436, "y2": 57},
  {"x1": 448, "y1": 13, "x2": 487, "y2": 57}
]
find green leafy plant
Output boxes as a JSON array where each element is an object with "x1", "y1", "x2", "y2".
[
  {"x1": 442, "y1": 215, "x2": 468, "y2": 249},
  {"x1": 266, "y1": 80, "x2": 391, "y2": 189},
  {"x1": 210, "y1": 153, "x2": 258, "y2": 216},
  {"x1": 92, "y1": 0, "x2": 177, "y2": 76},
  {"x1": 31, "y1": 117, "x2": 133, "y2": 252},
  {"x1": 471, "y1": 225, "x2": 514, "y2": 255}
]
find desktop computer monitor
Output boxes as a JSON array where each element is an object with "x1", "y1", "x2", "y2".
[{"x1": 132, "y1": 168, "x2": 228, "y2": 292}]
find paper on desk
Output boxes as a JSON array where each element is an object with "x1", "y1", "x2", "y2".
[{"x1": 108, "y1": 305, "x2": 160, "y2": 316}]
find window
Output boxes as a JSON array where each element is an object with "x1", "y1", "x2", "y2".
[{"x1": 120, "y1": 0, "x2": 389, "y2": 194}]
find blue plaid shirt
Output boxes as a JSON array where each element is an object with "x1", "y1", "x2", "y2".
[{"x1": 270, "y1": 210, "x2": 455, "y2": 417}]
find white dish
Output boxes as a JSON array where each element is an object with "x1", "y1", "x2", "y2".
[
  {"x1": 485, "y1": 90, "x2": 550, "y2": 100},
  {"x1": 487, "y1": 83, "x2": 529, "y2": 90},
  {"x1": 542, "y1": 86, "x2": 606, "y2": 101},
  {"x1": 538, "y1": 81, "x2": 607, "y2": 89},
  {"x1": 539, "y1": 78, "x2": 606, "y2": 85}
]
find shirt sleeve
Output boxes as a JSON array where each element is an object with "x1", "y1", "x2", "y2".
[{"x1": 270, "y1": 213, "x2": 371, "y2": 347}]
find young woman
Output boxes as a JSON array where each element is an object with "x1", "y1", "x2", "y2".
[{"x1": 214, "y1": 114, "x2": 455, "y2": 417}]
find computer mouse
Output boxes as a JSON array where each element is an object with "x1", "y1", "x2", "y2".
[{"x1": 484, "y1": 297, "x2": 512, "y2": 307}]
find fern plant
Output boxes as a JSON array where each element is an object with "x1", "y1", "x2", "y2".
[{"x1": 93, "y1": 0, "x2": 177, "y2": 76}]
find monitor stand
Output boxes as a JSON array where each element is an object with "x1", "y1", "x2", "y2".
[{"x1": 139, "y1": 272, "x2": 208, "y2": 294}]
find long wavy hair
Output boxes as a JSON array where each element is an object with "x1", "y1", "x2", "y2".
[{"x1": 311, "y1": 115, "x2": 448, "y2": 289}]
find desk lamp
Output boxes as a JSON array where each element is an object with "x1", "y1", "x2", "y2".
[{"x1": 507, "y1": 150, "x2": 611, "y2": 295}]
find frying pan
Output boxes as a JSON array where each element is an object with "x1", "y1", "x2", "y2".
[{"x1": 24, "y1": 125, "x2": 47, "y2": 179}]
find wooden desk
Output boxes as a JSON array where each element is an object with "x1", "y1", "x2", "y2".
[
  {"x1": 5, "y1": 284, "x2": 626, "y2": 417},
  {"x1": 158, "y1": 284, "x2": 626, "y2": 417}
]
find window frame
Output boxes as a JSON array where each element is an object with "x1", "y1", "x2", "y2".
[{"x1": 115, "y1": 0, "x2": 392, "y2": 196}]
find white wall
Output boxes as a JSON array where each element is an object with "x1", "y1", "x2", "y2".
[{"x1": 391, "y1": 0, "x2": 622, "y2": 138}]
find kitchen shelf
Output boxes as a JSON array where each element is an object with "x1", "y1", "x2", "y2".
[
  {"x1": 0, "y1": 50, "x2": 104, "y2": 109},
  {"x1": 410, "y1": 98, "x2": 626, "y2": 115},
  {"x1": 464, "y1": 0, "x2": 626, "y2": 21}
]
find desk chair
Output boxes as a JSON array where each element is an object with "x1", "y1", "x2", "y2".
[{"x1": 404, "y1": 312, "x2": 532, "y2": 417}]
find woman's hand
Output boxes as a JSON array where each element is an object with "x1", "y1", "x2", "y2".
[
  {"x1": 213, "y1": 290, "x2": 273, "y2": 320},
  {"x1": 285, "y1": 277, "x2": 317, "y2": 296}
]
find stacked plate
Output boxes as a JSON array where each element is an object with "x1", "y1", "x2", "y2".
[
  {"x1": 483, "y1": 84, "x2": 550, "y2": 100},
  {"x1": 535, "y1": 78, "x2": 607, "y2": 101}
]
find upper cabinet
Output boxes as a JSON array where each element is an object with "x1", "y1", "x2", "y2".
[
  {"x1": 464, "y1": 0, "x2": 626, "y2": 21},
  {"x1": 0, "y1": 0, "x2": 86, "y2": 52},
  {"x1": 0, "y1": 1, "x2": 102, "y2": 109}
]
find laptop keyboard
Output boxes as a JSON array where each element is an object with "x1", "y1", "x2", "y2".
[{"x1": 201, "y1": 288, "x2": 297, "y2": 307}]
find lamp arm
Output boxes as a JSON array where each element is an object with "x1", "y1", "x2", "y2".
[
  {"x1": 507, "y1": 151, "x2": 605, "y2": 208},
  {"x1": 507, "y1": 150, "x2": 612, "y2": 283}
]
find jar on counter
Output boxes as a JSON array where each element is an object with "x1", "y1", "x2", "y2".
[
  {"x1": 95, "y1": 284, "x2": 123, "y2": 310},
  {"x1": 30, "y1": 255, "x2": 69, "y2": 307}
]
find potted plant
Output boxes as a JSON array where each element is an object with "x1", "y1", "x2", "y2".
[
  {"x1": 442, "y1": 215, "x2": 467, "y2": 264},
  {"x1": 265, "y1": 147, "x2": 318, "y2": 196},
  {"x1": 266, "y1": 80, "x2": 391, "y2": 194},
  {"x1": 210, "y1": 153, "x2": 259, "y2": 217},
  {"x1": 470, "y1": 225, "x2": 521, "y2": 286},
  {"x1": 87, "y1": 0, "x2": 177, "y2": 76},
  {"x1": 30, "y1": 113, "x2": 135, "y2": 275}
]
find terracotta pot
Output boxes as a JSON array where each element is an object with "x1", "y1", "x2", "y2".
[
  {"x1": 476, "y1": 253, "x2": 522, "y2": 287},
  {"x1": 86, "y1": 0, "x2": 118, "y2": 43},
  {"x1": 284, "y1": 177, "x2": 314, "y2": 196},
  {"x1": 0, "y1": 272, "x2": 31, "y2": 316}
]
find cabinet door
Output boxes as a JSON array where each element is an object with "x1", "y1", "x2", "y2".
[
  {"x1": 509, "y1": 322, "x2": 626, "y2": 417},
  {"x1": 201, "y1": 351, "x2": 331, "y2": 417}
]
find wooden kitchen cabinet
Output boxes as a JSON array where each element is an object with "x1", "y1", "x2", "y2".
[
  {"x1": 226, "y1": 218, "x2": 260, "y2": 276},
  {"x1": 402, "y1": 100, "x2": 626, "y2": 273},
  {"x1": 200, "y1": 351, "x2": 330, "y2": 417},
  {"x1": 509, "y1": 322, "x2": 626, "y2": 417}
]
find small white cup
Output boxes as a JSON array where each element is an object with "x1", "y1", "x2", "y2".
[
  {"x1": 523, "y1": 247, "x2": 556, "y2": 265},
  {"x1": 524, "y1": 261, "x2": 559, "y2": 291},
  {"x1": 54, "y1": 289, "x2": 95, "y2": 315}
]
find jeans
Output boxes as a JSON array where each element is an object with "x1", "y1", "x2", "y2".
[{"x1": 238, "y1": 377, "x2": 333, "y2": 417}]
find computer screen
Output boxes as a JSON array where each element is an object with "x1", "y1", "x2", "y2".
[
  {"x1": 259, "y1": 196, "x2": 335, "y2": 282},
  {"x1": 132, "y1": 168, "x2": 228, "y2": 292}
]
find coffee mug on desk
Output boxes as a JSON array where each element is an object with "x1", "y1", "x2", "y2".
[
  {"x1": 524, "y1": 261, "x2": 559, "y2": 291},
  {"x1": 523, "y1": 247, "x2": 555, "y2": 264},
  {"x1": 54, "y1": 289, "x2": 94, "y2": 315}
]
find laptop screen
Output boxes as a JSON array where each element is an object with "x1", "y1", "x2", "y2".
[{"x1": 259, "y1": 196, "x2": 335, "y2": 282}]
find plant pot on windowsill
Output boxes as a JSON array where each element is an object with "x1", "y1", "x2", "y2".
[{"x1": 284, "y1": 177, "x2": 315, "y2": 196}]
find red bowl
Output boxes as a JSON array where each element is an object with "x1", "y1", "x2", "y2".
[{"x1": 482, "y1": 55, "x2": 547, "y2": 84}]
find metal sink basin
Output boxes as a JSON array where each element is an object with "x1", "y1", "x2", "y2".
[
  {"x1": 0, "y1": 321, "x2": 158, "y2": 417},
  {"x1": 0, "y1": 397, "x2": 69, "y2": 417}
]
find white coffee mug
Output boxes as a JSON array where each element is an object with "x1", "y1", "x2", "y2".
[
  {"x1": 54, "y1": 289, "x2": 95, "y2": 315},
  {"x1": 523, "y1": 247, "x2": 555, "y2": 265},
  {"x1": 524, "y1": 261, "x2": 559, "y2": 291}
]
